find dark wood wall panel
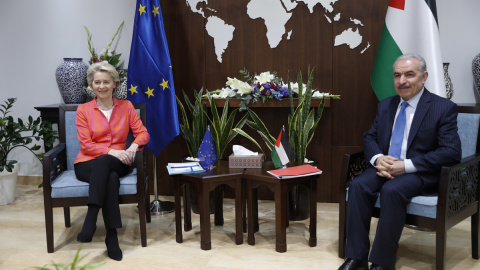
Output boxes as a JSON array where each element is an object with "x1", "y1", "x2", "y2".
[{"x1": 154, "y1": 0, "x2": 388, "y2": 202}]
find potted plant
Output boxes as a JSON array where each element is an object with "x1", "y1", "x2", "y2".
[
  {"x1": 204, "y1": 92, "x2": 262, "y2": 160},
  {"x1": 0, "y1": 98, "x2": 58, "y2": 205},
  {"x1": 176, "y1": 89, "x2": 208, "y2": 160}
]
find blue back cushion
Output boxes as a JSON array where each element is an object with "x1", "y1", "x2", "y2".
[
  {"x1": 65, "y1": 111, "x2": 79, "y2": 170},
  {"x1": 457, "y1": 113, "x2": 480, "y2": 159}
]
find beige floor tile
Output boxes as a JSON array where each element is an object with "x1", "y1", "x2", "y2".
[{"x1": 0, "y1": 185, "x2": 478, "y2": 269}]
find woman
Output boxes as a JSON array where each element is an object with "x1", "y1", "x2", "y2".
[{"x1": 74, "y1": 61, "x2": 150, "y2": 261}]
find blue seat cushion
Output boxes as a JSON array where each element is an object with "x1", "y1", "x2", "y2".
[
  {"x1": 51, "y1": 169, "x2": 138, "y2": 198},
  {"x1": 346, "y1": 188, "x2": 438, "y2": 219}
]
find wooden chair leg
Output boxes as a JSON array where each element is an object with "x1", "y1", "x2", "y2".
[
  {"x1": 472, "y1": 211, "x2": 480, "y2": 259},
  {"x1": 436, "y1": 227, "x2": 446, "y2": 270},
  {"x1": 45, "y1": 206, "x2": 54, "y2": 253},
  {"x1": 145, "y1": 182, "x2": 151, "y2": 223}
]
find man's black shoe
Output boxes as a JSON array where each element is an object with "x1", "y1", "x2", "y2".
[
  {"x1": 338, "y1": 258, "x2": 368, "y2": 270},
  {"x1": 369, "y1": 263, "x2": 395, "y2": 270}
]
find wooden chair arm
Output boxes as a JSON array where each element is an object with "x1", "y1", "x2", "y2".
[
  {"x1": 339, "y1": 151, "x2": 368, "y2": 201},
  {"x1": 42, "y1": 143, "x2": 67, "y2": 188},
  {"x1": 438, "y1": 154, "x2": 480, "y2": 221},
  {"x1": 134, "y1": 146, "x2": 149, "y2": 186}
]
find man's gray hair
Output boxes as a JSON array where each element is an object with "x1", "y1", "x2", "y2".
[{"x1": 394, "y1": 53, "x2": 427, "y2": 73}]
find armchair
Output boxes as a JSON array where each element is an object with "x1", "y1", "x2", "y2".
[
  {"x1": 42, "y1": 103, "x2": 151, "y2": 253},
  {"x1": 338, "y1": 106, "x2": 480, "y2": 270}
]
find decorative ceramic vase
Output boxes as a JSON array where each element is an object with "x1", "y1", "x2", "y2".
[
  {"x1": 116, "y1": 69, "x2": 128, "y2": 100},
  {"x1": 443, "y1": 63, "x2": 454, "y2": 99},
  {"x1": 55, "y1": 58, "x2": 89, "y2": 104},
  {"x1": 473, "y1": 53, "x2": 480, "y2": 96},
  {"x1": 84, "y1": 69, "x2": 128, "y2": 101}
]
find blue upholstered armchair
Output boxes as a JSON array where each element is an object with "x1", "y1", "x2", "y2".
[
  {"x1": 42, "y1": 104, "x2": 150, "y2": 253},
  {"x1": 338, "y1": 105, "x2": 480, "y2": 270}
]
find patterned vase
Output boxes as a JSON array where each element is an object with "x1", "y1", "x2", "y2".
[
  {"x1": 84, "y1": 68, "x2": 128, "y2": 101},
  {"x1": 55, "y1": 58, "x2": 89, "y2": 104},
  {"x1": 473, "y1": 53, "x2": 480, "y2": 96},
  {"x1": 115, "y1": 69, "x2": 129, "y2": 100},
  {"x1": 443, "y1": 63, "x2": 454, "y2": 99}
]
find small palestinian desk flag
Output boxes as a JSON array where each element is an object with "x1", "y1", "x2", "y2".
[
  {"x1": 271, "y1": 126, "x2": 295, "y2": 168},
  {"x1": 197, "y1": 126, "x2": 217, "y2": 169}
]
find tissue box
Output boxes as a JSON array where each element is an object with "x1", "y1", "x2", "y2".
[{"x1": 229, "y1": 154, "x2": 263, "y2": 168}]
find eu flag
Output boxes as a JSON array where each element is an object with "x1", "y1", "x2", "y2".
[
  {"x1": 127, "y1": 0, "x2": 179, "y2": 156},
  {"x1": 197, "y1": 127, "x2": 217, "y2": 169}
]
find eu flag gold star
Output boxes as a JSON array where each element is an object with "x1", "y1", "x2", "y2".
[
  {"x1": 139, "y1": 4, "x2": 146, "y2": 15},
  {"x1": 160, "y1": 79, "x2": 169, "y2": 90},
  {"x1": 145, "y1": 87, "x2": 154, "y2": 98},
  {"x1": 128, "y1": 84, "x2": 138, "y2": 95},
  {"x1": 153, "y1": 6, "x2": 160, "y2": 17}
]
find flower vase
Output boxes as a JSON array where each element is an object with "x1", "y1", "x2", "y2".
[
  {"x1": 55, "y1": 58, "x2": 89, "y2": 104},
  {"x1": 473, "y1": 53, "x2": 480, "y2": 97},
  {"x1": 443, "y1": 63, "x2": 454, "y2": 99}
]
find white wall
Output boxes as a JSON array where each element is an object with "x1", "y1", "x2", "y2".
[
  {"x1": 437, "y1": 0, "x2": 480, "y2": 104},
  {"x1": 1, "y1": 0, "x2": 479, "y2": 176},
  {"x1": 0, "y1": 0, "x2": 135, "y2": 175}
]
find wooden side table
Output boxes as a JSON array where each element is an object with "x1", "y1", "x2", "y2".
[
  {"x1": 244, "y1": 161, "x2": 319, "y2": 253},
  {"x1": 173, "y1": 160, "x2": 244, "y2": 250}
]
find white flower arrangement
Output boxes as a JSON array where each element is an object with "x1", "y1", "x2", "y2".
[{"x1": 206, "y1": 69, "x2": 340, "y2": 111}]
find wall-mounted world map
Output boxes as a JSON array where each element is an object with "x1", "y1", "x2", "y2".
[{"x1": 186, "y1": 0, "x2": 370, "y2": 63}]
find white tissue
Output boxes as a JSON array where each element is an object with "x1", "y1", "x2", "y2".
[{"x1": 232, "y1": 145, "x2": 258, "y2": 156}]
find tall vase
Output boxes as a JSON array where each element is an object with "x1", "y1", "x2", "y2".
[
  {"x1": 473, "y1": 53, "x2": 480, "y2": 96},
  {"x1": 55, "y1": 58, "x2": 89, "y2": 104},
  {"x1": 115, "y1": 69, "x2": 128, "y2": 100},
  {"x1": 443, "y1": 63, "x2": 454, "y2": 99}
]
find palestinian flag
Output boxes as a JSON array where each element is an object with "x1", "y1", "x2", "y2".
[
  {"x1": 271, "y1": 127, "x2": 295, "y2": 168},
  {"x1": 371, "y1": 0, "x2": 446, "y2": 100}
]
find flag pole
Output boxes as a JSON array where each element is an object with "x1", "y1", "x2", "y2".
[{"x1": 150, "y1": 152, "x2": 174, "y2": 215}]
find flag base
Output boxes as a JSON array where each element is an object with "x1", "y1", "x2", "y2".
[{"x1": 149, "y1": 200, "x2": 175, "y2": 215}]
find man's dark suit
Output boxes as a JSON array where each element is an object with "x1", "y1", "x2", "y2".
[{"x1": 345, "y1": 89, "x2": 461, "y2": 267}]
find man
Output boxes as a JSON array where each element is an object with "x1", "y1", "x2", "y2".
[{"x1": 338, "y1": 53, "x2": 461, "y2": 270}]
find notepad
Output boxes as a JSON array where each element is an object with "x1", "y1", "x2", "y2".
[
  {"x1": 267, "y1": 164, "x2": 322, "y2": 179},
  {"x1": 167, "y1": 162, "x2": 205, "y2": 175}
]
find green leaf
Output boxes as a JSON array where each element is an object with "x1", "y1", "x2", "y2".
[
  {"x1": 176, "y1": 89, "x2": 208, "y2": 158},
  {"x1": 256, "y1": 130, "x2": 275, "y2": 151},
  {"x1": 246, "y1": 110, "x2": 275, "y2": 144}
]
